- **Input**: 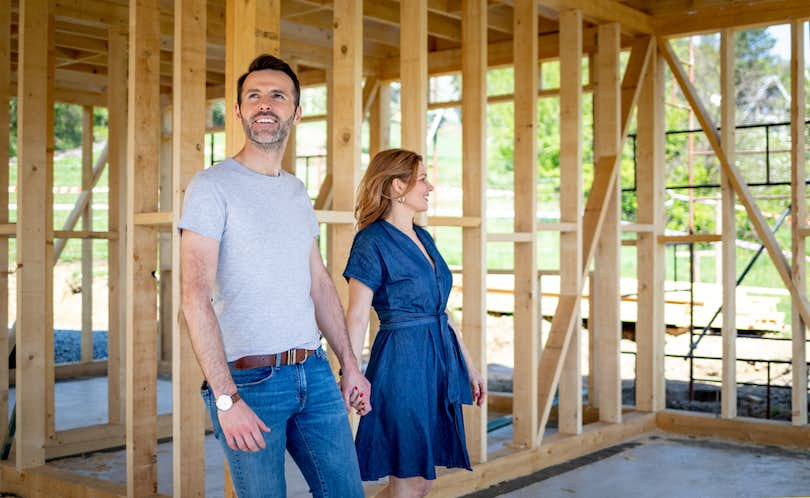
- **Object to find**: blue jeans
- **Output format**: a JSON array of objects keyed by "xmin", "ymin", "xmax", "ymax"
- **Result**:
[{"xmin": 201, "ymin": 348, "xmax": 363, "ymax": 498}]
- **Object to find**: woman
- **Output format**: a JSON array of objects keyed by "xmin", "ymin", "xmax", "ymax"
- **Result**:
[{"xmin": 343, "ymin": 148, "xmax": 486, "ymax": 497}]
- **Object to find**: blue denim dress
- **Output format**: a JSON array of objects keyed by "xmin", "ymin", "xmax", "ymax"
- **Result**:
[{"xmin": 343, "ymin": 220, "xmax": 473, "ymax": 481}]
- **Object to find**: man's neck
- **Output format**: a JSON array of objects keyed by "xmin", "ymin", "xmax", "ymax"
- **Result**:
[{"xmin": 232, "ymin": 142, "xmax": 286, "ymax": 176}]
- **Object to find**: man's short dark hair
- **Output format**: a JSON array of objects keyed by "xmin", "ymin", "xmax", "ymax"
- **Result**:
[{"xmin": 237, "ymin": 54, "xmax": 301, "ymax": 108}]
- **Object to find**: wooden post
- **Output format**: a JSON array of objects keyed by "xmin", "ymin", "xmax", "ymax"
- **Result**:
[
  {"xmin": 45, "ymin": 13, "xmax": 56, "ymax": 442},
  {"xmin": 593, "ymin": 23, "xmax": 622, "ymax": 424},
  {"xmin": 636, "ymin": 44, "xmax": 665, "ymax": 412},
  {"xmin": 461, "ymin": 0, "xmax": 487, "ymax": 462},
  {"xmin": 369, "ymin": 83, "xmax": 390, "ymax": 158},
  {"xmin": 126, "ymin": 0, "xmax": 160, "ymax": 493},
  {"xmin": 107, "ymin": 27, "xmax": 127, "ymax": 426},
  {"xmin": 159, "ymin": 107, "xmax": 173, "ymax": 365},
  {"xmin": 790, "ymin": 19, "xmax": 807, "ymax": 426},
  {"xmin": 400, "ymin": 0, "xmax": 427, "ymax": 158},
  {"xmin": 172, "ymin": 0, "xmax": 207, "ymax": 493},
  {"xmin": 81, "ymin": 105, "xmax": 94, "ymax": 364},
  {"xmin": 0, "ymin": 0, "xmax": 9, "ymax": 439},
  {"xmin": 720, "ymin": 29, "xmax": 737, "ymax": 419},
  {"xmin": 282, "ymin": 60, "xmax": 298, "ymax": 175},
  {"xmin": 558, "ymin": 9, "xmax": 583, "ymax": 435},
  {"xmin": 15, "ymin": 0, "xmax": 49, "ymax": 469},
  {"xmin": 512, "ymin": 0, "xmax": 538, "ymax": 448},
  {"xmin": 224, "ymin": 0, "xmax": 281, "ymax": 156}
]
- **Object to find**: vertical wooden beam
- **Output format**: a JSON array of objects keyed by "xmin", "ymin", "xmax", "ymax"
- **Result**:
[
  {"xmin": 107, "ymin": 26, "xmax": 127, "ymax": 426},
  {"xmin": 512, "ymin": 0, "xmax": 538, "ymax": 449},
  {"xmin": 126, "ymin": 0, "xmax": 160, "ymax": 493},
  {"xmin": 330, "ymin": 0, "xmax": 362, "ymax": 306},
  {"xmin": 557, "ymin": 9, "xmax": 583, "ymax": 435},
  {"xmin": 282, "ymin": 60, "xmax": 298, "ymax": 175},
  {"xmin": 461, "ymin": 0, "xmax": 487, "ymax": 462},
  {"xmin": 790, "ymin": 19, "xmax": 807, "ymax": 426},
  {"xmin": 15, "ymin": 0, "xmax": 49, "ymax": 469},
  {"xmin": 224, "ymin": 0, "xmax": 281, "ymax": 156},
  {"xmin": 636, "ymin": 44, "xmax": 666, "ymax": 412},
  {"xmin": 172, "ymin": 0, "xmax": 207, "ymax": 493},
  {"xmin": 81, "ymin": 105, "xmax": 94, "ymax": 363},
  {"xmin": 720, "ymin": 29, "xmax": 737, "ymax": 419},
  {"xmin": 369, "ymin": 83, "xmax": 391, "ymax": 158},
  {"xmin": 159, "ymin": 107, "xmax": 172, "ymax": 364},
  {"xmin": 400, "ymin": 0, "xmax": 428, "ymax": 157},
  {"xmin": 0, "ymin": 0, "xmax": 9, "ymax": 439},
  {"xmin": 593, "ymin": 22, "xmax": 622, "ymax": 425},
  {"xmin": 45, "ymin": 13, "xmax": 56, "ymax": 442}
]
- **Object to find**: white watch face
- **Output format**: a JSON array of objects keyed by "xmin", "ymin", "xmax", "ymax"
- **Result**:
[{"xmin": 216, "ymin": 394, "xmax": 233, "ymax": 411}]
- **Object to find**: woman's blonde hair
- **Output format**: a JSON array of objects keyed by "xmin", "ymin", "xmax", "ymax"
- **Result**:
[{"xmin": 355, "ymin": 148, "xmax": 422, "ymax": 231}]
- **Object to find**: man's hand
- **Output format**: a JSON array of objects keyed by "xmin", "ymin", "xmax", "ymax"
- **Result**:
[
  {"xmin": 218, "ymin": 400, "xmax": 271, "ymax": 452},
  {"xmin": 340, "ymin": 364, "xmax": 372, "ymax": 416}
]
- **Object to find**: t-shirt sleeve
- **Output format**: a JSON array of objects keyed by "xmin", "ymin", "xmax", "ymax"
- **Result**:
[
  {"xmin": 343, "ymin": 236, "xmax": 383, "ymax": 293},
  {"xmin": 178, "ymin": 173, "xmax": 226, "ymax": 241}
]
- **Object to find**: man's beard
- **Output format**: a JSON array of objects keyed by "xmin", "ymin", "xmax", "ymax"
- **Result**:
[{"xmin": 242, "ymin": 111, "xmax": 295, "ymax": 152}]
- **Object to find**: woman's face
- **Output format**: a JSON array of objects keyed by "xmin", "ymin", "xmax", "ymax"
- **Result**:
[{"xmin": 400, "ymin": 162, "xmax": 433, "ymax": 213}]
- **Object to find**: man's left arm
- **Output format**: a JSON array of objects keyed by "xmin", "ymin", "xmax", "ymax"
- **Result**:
[{"xmin": 309, "ymin": 240, "xmax": 372, "ymax": 414}]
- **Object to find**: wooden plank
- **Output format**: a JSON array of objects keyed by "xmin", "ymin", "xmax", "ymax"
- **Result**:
[
  {"xmin": 660, "ymin": 39, "xmax": 810, "ymax": 328},
  {"xmin": 171, "ymin": 0, "xmax": 208, "ymax": 493},
  {"xmin": 487, "ymin": 232, "xmax": 533, "ymax": 243},
  {"xmin": 594, "ymin": 22, "xmax": 622, "ymax": 425},
  {"xmin": 635, "ymin": 43, "xmax": 666, "ymax": 412},
  {"xmin": 654, "ymin": 1, "xmax": 810, "ymax": 38},
  {"xmin": 656, "ymin": 409, "xmax": 810, "ymax": 449},
  {"xmin": 400, "ymin": 0, "xmax": 427, "ymax": 159},
  {"xmin": 537, "ymin": 222, "xmax": 578, "ymax": 232},
  {"xmin": 427, "ymin": 215, "xmax": 481, "ymax": 227},
  {"xmin": 126, "ymin": 0, "xmax": 161, "ymax": 493},
  {"xmin": 313, "ymin": 173, "xmax": 333, "ymax": 211},
  {"xmin": 159, "ymin": 109, "xmax": 172, "ymax": 365},
  {"xmin": 15, "ymin": 0, "xmax": 49, "ymax": 470},
  {"xmin": 106, "ymin": 26, "xmax": 127, "ymax": 426},
  {"xmin": 81, "ymin": 105, "xmax": 94, "ymax": 364},
  {"xmin": 658, "ymin": 234, "xmax": 722, "ymax": 244},
  {"xmin": 620, "ymin": 223, "xmax": 654, "ymax": 232},
  {"xmin": 536, "ymin": 0, "xmax": 653, "ymax": 35},
  {"xmin": 369, "ymin": 82, "xmax": 391, "ymax": 157},
  {"xmin": 720, "ymin": 30, "xmax": 737, "ymax": 420},
  {"xmin": 225, "ymin": 0, "xmax": 281, "ymax": 156},
  {"xmin": 461, "ymin": 0, "xmax": 487, "ymax": 463},
  {"xmin": 536, "ymin": 36, "xmax": 652, "ymax": 445},
  {"xmin": 44, "ymin": 414, "xmax": 174, "ymax": 460},
  {"xmin": 281, "ymin": 60, "xmax": 299, "ymax": 174},
  {"xmin": 790, "ymin": 19, "xmax": 807, "ymax": 426},
  {"xmin": 0, "ymin": 461, "xmax": 131, "ymax": 498},
  {"xmin": 45, "ymin": 12, "xmax": 56, "ymax": 443},
  {"xmin": 314, "ymin": 209, "xmax": 354, "ymax": 224},
  {"xmin": 133, "ymin": 211, "xmax": 172, "ymax": 226},
  {"xmin": 0, "ymin": 0, "xmax": 10, "ymax": 442},
  {"xmin": 512, "ymin": 0, "xmax": 538, "ymax": 449},
  {"xmin": 557, "ymin": 9, "xmax": 583, "ymax": 436}
]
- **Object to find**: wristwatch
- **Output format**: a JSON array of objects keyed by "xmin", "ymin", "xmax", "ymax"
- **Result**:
[{"xmin": 215, "ymin": 391, "xmax": 241, "ymax": 411}]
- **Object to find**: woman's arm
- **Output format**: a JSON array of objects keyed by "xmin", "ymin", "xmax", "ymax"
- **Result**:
[
  {"xmin": 346, "ymin": 278, "xmax": 374, "ymax": 362},
  {"xmin": 446, "ymin": 310, "xmax": 487, "ymax": 406}
]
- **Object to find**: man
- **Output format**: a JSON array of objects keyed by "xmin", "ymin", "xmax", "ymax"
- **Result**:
[{"xmin": 180, "ymin": 54, "xmax": 370, "ymax": 497}]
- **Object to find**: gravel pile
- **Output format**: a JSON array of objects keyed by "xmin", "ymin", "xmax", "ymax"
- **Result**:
[{"xmin": 53, "ymin": 330, "xmax": 108, "ymax": 363}]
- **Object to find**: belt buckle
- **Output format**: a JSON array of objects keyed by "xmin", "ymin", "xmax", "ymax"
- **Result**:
[{"xmin": 287, "ymin": 348, "xmax": 297, "ymax": 365}]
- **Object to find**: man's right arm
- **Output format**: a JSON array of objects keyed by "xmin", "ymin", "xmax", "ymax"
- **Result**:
[{"xmin": 180, "ymin": 229, "xmax": 270, "ymax": 451}]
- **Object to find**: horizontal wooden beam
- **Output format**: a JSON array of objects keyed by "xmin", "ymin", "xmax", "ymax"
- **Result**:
[
  {"xmin": 314, "ymin": 209, "xmax": 354, "ymax": 224},
  {"xmin": 658, "ymin": 234, "xmax": 721, "ymax": 244},
  {"xmin": 537, "ymin": 0, "xmax": 654, "ymax": 35},
  {"xmin": 621, "ymin": 223, "xmax": 655, "ymax": 232},
  {"xmin": 655, "ymin": 0, "xmax": 810, "ymax": 37},
  {"xmin": 426, "ymin": 215, "xmax": 482, "ymax": 227},
  {"xmin": 487, "ymin": 232, "xmax": 534, "ymax": 242},
  {"xmin": 538, "ymin": 222, "xmax": 577, "ymax": 232},
  {"xmin": 0, "ymin": 462, "xmax": 135, "ymax": 498},
  {"xmin": 45, "ymin": 414, "xmax": 173, "ymax": 460},
  {"xmin": 133, "ymin": 212, "xmax": 172, "ymax": 226}
]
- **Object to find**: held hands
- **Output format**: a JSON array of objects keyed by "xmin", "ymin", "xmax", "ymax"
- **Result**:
[
  {"xmin": 341, "ymin": 364, "xmax": 372, "ymax": 416},
  {"xmin": 469, "ymin": 367, "xmax": 487, "ymax": 407},
  {"xmin": 218, "ymin": 400, "xmax": 271, "ymax": 452}
]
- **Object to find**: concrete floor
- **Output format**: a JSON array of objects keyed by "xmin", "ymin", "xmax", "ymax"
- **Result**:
[{"xmin": 12, "ymin": 378, "xmax": 810, "ymax": 497}]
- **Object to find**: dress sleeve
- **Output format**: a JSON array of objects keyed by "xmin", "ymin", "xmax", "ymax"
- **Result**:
[{"xmin": 343, "ymin": 235, "xmax": 383, "ymax": 293}]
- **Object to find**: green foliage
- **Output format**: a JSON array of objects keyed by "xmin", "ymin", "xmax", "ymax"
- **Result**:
[{"xmin": 8, "ymin": 100, "xmax": 109, "ymax": 156}]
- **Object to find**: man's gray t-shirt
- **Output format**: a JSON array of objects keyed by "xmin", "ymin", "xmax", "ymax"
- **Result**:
[{"xmin": 179, "ymin": 158, "xmax": 321, "ymax": 362}]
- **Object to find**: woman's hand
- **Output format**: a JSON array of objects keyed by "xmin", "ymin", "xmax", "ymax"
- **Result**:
[{"xmin": 469, "ymin": 367, "xmax": 487, "ymax": 407}]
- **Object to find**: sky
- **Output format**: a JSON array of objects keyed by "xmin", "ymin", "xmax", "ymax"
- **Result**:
[{"xmin": 767, "ymin": 23, "xmax": 810, "ymax": 61}]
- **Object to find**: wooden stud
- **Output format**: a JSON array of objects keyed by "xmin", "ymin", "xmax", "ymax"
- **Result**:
[
  {"xmin": 45, "ymin": 12, "xmax": 56, "ymax": 442},
  {"xmin": 661, "ymin": 40, "xmax": 810, "ymax": 327},
  {"xmin": 657, "ymin": 409, "xmax": 810, "ymax": 448},
  {"xmin": 400, "ymin": 0, "xmax": 428, "ymax": 158},
  {"xmin": 224, "ymin": 0, "xmax": 281, "ymax": 156},
  {"xmin": 557, "ymin": 9, "xmax": 583, "ymax": 436},
  {"xmin": 171, "ymin": 0, "xmax": 208, "ymax": 493},
  {"xmin": 106, "ymin": 26, "xmax": 127, "ymax": 427},
  {"xmin": 15, "ymin": 0, "xmax": 49, "ymax": 469},
  {"xmin": 0, "ymin": 0, "xmax": 10, "ymax": 441},
  {"xmin": 512, "ymin": 0, "xmax": 538, "ymax": 449},
  {"xmin": 594, "ymin": 22, "xmax": 621, "ymax": 425},
  {"xmin": 126, "ymin": 0, "xmax": 161, "ymax": 493},
  {"xmin": 658, "ymin": 234, "xmax": 722, "ymax": 244},
  {"xmin": 159, "ymin": 108, "xmax": 173, "ymax": 364},
  {"xmin": 720, "ymin": 29, "xmax": 737, "ymax": 419},
  {"xmin": 461, "ymin": 0, "xmax": 487, "ymax": 462},
  {"xmin": 81, "ymin": 105, "xmax": 94, "ymax": 364},
  {"xmin": 654, "ymin": 1, "xmax": 810, "ymax": 38},
  {"xmin": 369, "ymin": 82, "xmax": 391, "ymax": 157},
  {"xmin": 282, "ymin": 60, "xmax": 299, "ymax": 175},
  {"xmin": 635, "ymin": 44, "xmax": 666, "ymax": 412},
  {"xmin": 790, "ymin": 19, "xmax": 807, "ymax": 426}
]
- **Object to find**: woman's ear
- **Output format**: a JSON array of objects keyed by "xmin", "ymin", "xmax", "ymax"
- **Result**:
[{"xmin": 391, "ymin": 178, "xmax": 405, "ymax": 195}]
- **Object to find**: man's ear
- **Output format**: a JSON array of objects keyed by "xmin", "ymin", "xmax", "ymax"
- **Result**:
[
  {"xmin": 234, "ymin": 101, "xmax": 242, "ymax": 120},
  {"xmin": 293, "ymin": 104, "xmax": 302, "ymax": 124}
]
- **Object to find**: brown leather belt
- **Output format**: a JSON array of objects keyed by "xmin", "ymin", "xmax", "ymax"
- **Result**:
[{"xmin": 232, "ymin": 348, "xmax": 317, "ymax": 370}]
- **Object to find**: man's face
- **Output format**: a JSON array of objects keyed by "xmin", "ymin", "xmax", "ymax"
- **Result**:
[{"xmin": 236, "ymin": 69, "xmax": 301, "ymax": 151}]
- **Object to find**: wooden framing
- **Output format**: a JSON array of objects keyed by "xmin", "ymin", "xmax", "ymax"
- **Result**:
[
  {"xmin": 511, "ymin": 0, "xmax": 539, "ymax": 449},
  {"xmin": 790, "ymin": 19, "xmax": 807, "ymax": 426},
  {"xmin": 593, "ymin": 22, "xmax": 622, "ymax": 425},
  {"xmin": 81, "ymin": 105, "xmax": 94, "ymax": 364},
  {"xmin": 720, "ymin": 29, "xmax": 737, "ymax": 419},
  {"xmin": 0, "ymin": 0, "xmax": 10, "ymax": 444},
  {"xmin": 461, "ymin": 0, "xmax": 488, "ymax": 463},
  {"xmin": 125, "ymin": 0, "xmax": 161, "ymax": 493},
  {"xmin": 399, "ymin": 0, "xmax": 428, "ymax": 159},
  {"xmin": 557, "ymin": 9, "xmax": 583, "ymax": 435}
]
